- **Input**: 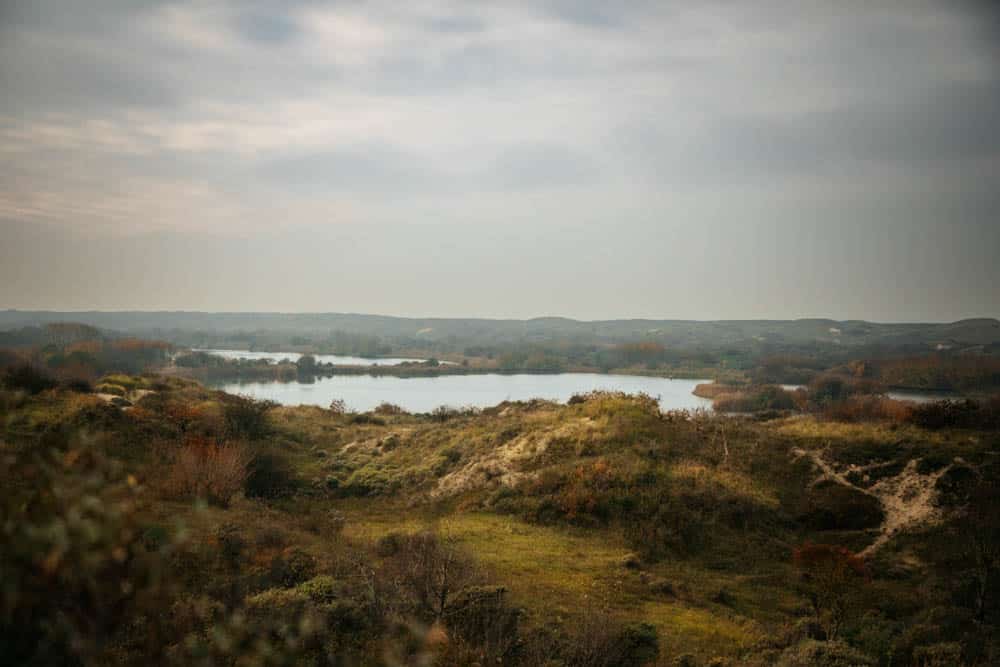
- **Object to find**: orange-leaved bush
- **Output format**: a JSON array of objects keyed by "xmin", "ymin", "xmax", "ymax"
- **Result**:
[{"xmin": 164, "ymin": 436, "xmax": 249, "ymax": 507}]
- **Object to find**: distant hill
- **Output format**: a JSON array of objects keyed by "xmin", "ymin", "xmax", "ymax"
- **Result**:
[{"xmin": 2, "ymin": 310, "xmax": 998, "ymax": 349}]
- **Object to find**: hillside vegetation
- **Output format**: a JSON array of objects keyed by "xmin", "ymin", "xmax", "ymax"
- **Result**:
[{"xmin": 3, "ymin": 359, "xmax": 999, "ymax": 665}]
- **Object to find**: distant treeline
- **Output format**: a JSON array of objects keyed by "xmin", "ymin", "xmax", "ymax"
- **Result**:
[{"xmin": 0, "ymin": 323, "xmax": 172, "ymax": 382}]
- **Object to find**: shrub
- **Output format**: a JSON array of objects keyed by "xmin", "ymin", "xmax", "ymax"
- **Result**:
[
  {"xmin": 164, "ymin": 437, "xmax": 250, "ymax": 507},
  {"xmin": 95, "ymin": 383, "xmax": 127, "ymax": 396},
  {"xmin": 63, "ymin": 378, "xmax": 93, "ymax": 393},
  {"xmin": 2, "ymin": 363, "xmax": 57, "ymax": 394},
  {"xmin": 793, "ymin": 543, "xmax": 870, "ymax": 641},
  {"xmin": 907, "ymin": 398, "xmax": 1000, "ymax": 430},
  {"xmin": 350, "ymin": 413, "xmax": 385, "ymax": 425},
  {"xmin": 269, "ymin": 548, "xmax": 317, "ymax": 588},
  {"xmin": 798, "ymin": 481, "xmax": 884, "ymax": 531},
  {"xmin": 775, "ymin": 640, "xmax": 875, "ymax": 666},
  {"xmin": 446, "ymin": 585, "xmax": 522, "ymax": 662},
  {"xmin": 822, "ymin": 395, "xmax": 912, "ymax": 423},
  {"xmin": 222, "ymin": 395, "xmax": 277, "ymax": 439},
  {"xmin": 566, "ymin": 611, "xmax": 660, "ymax": 667},
  {"xmin": 383, "ymin": 531, "xmax": 478, "ymax": 621},
  {"xmin": 373, "ymin": 402, "xmax": 406, "ymax": 415},
  {"xmin": 0, "ymin": 442, "xmax": 179, "ymax": 665},
  {"xmin": 375, "ymin": 532, "xmax": 406, "ymax": 557},
  {"xmin": 713, "ymin": 385, "xmax": 796, "ymax": 412},
  {"xmin": 244, "ymin": 453, "xmax": 296, "ymax": 499}
]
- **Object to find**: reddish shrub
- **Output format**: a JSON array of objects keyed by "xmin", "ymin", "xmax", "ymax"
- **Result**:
[
  {"xmin": 821, "ymin": 395, "xmax": 912, "ymax": 423},
  {"xmin": 164, "ymin": 436, "xmax": 249, "ymax": 507}
]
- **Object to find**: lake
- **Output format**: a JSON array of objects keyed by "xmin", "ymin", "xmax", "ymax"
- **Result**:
[
  {"xmin": 193, "ymin": 348, "xmax": 432, "ymax": 366},
  {"xmin": 209, "ymin": 373, "xmax": 713, "ymax": 413}
]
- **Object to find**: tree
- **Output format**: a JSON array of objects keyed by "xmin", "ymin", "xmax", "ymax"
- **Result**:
[
  {"xmin": 793, "ymin": 543, "xmax": 870, "ymax": 641},
  {"xmin": 295, "ymin": 354, "xmax": 317, "ymax": 374},
  {"xmin": 388, "ymin": 532, "xmax": 478, "ymax": 621}
]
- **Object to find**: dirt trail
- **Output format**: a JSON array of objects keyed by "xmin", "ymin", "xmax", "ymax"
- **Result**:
[{"xmin": 792, "ymin": 447, "xmax": 951, "ymax": 557}]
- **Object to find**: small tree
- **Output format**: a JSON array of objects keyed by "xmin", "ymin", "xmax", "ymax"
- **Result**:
[
  {"xmin": 388, "ymin": 531, "xmax": 478, "ymax": 621},
  {"xmin": 295, "ymin": 355, "xmax": 317, "ymax": 374},
  {"xmin": 793, "ymin": 543, "xmax": 870, "ymax": 641}
]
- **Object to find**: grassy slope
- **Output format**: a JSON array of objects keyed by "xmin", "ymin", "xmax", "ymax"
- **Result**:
[{"xmin": 4, "ymin": 376, "xmax": 997, "ymax": 664}]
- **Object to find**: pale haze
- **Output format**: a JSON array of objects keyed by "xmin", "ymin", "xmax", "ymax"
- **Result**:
[{"xmin": 1, "ymin": 1, "xmax": 998, "ymax": 320}]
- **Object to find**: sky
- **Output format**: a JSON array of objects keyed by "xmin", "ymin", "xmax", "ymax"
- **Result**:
[{"xmin": 1, "ymin": 0, "xmax": 998, "ymax": 321}]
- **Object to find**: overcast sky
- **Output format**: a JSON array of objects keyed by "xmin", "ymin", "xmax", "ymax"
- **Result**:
[{"xmin": 1, "ymin": 1, "xmax": 998, "ymax": 321}]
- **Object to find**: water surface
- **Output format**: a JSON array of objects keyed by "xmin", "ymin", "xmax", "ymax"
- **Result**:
[{"xmin": 210, "ymin": 373, "xmax": 713, "ymax": 413}]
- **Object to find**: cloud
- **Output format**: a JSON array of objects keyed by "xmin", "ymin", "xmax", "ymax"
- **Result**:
[{"xmin": 0, "ymin": 0, "xmax": 998, "ymax": 317}]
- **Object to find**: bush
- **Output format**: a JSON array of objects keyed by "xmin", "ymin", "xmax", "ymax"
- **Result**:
[
  {"xmin": 164, "ymin": 437, "xmax": 250, "ymax": 507},
  {"xmin": 244, "ymin": 453, "xmax": 296, "ymax": 499},
  {"xmin": 566, "ymin": 611, "xmax": 660, "ymax": 667},
  {"xmin": 2, "ymin": 363, "xmax": 57, "ymax": 394},
  {"xmin": 350, "ymin": 413, "xmax": 385, "ymax": 425},
  {"xmin": 375, "ymin": 532, "xmax": 405, "ymax": 557},
  {"xmin": 0, "ymin": 443, "xmax": 179, "ymax": 665},
  {"xmin": 792, "ymin": 543, "xmax": 870, "ymax": 641},
  {"xmin": 222, "ymin": 395, "xmax": 278, "ymax": 439},
  {"xmin": 907, "ymin": 398, "xmax": 1000, "ymax": 430},
  {"xmin": 373, "ymin": 402, "xmax": 406, "ymax": 415},
  {"xmin": 798, "ymin": 480, "xmax": 885, "ymax": 531},
  {"xmin": 446, "ymin": 585, "xmax": 522, "ymax": 662},
  {"xmin": 822, "ymin": 395, "xmax": 912, "ymax": 423},
  {"xmin": 383, "ymin": 531, "xmax": 478, "ymax": 621},
  {"xmin": 776, "ymin": 640, "xmax": 875, "ymax": 666},
  {"xmin": 269, "ymin": 548, "xmax": 317, "ymax": 588},
  {"xmin": 713, "ymin": 385, "xmax": 796, "ymax": 412},
  {"xmin": 63, "ymin": 378, "xmax": 93, "ymax": 393}
]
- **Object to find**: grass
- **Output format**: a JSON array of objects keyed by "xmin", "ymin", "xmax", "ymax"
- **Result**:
[
  {"xmin": 8, "ymin": 374, "xmax": 999, "ymax": 664},
  {"xmin": 336, "ymin": 502, "xmax": 779, "ymax": 659}
]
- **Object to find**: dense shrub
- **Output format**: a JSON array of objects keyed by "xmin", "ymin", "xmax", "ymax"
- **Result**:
[
  {"xmin": 373, "ymin": 402, "xmax": 407, "ymax": 415},
  {"xmin": 798, "ymin": 481, "xmax": 885, "ymax": 531},
  {"xmin": 2, "ymin": 363, "xmax": 57, "ymax": 394},
  {"xmin": 164, "ymin": 437, "xmax": 250, "ymax": 507},
  {"xmin": 564, "ymin": 611, "xmax": 660, "ymax": 667},
  {"xmin": 907, "ymin": 398, "xmax": 1000, "ymax": 430},
  {"xmin": 63, "ymin": 377, "xmax": 94, "ymax": 393},
  {"xmin": 821, "ymin": 395, "xmax": 912, "ymax": 423},
  {"xmin": 0, "ymin": 443, "xmax": 179, "ymax": 665},
  {"xmin": 96, "ymin": 382, "xmax": 127, "ymax": 396},
  {"xmin": 871, "ymin": 354, "xmax": 1000, "ymax": 392},
  {"xmin": 244, "ymin": 452, "xmax": 296, "ymax": 499},
  {"xmin": 792, "ymin": 543, "xmax": 870, "ymax": 641},
  {"xmin": 350, "ymin": 413, "xmax": 386, "ymax": 425},
  {"xmin": 806, "ymin": 375, "xmax": 885, "ymax": 407},
  {"xmin": 775, "ymin": 640, "xmax": 875, "ymax": 666},
  {"xmin": 431, "ymin": 404, "xmax": 479, "ymax": 421},
  {"xmin": 269, "ymin": 548, "xmax": 318, "ymax": 588},
  {"xmin": 713, "ymin": 385, "xmax": 796, "ymax": 412},
  {"xmin": 222, "ymin": 395, "xmax": 278, "ymax": 439},
  {"xmin": 382, "ymin": 531, "xmax": 478, "ymax": 621}
]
